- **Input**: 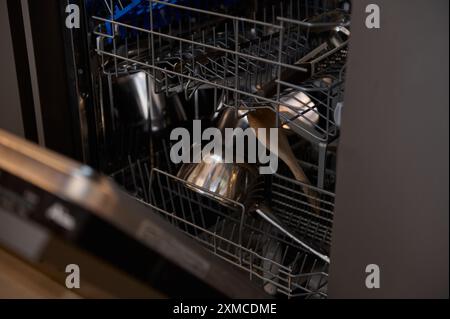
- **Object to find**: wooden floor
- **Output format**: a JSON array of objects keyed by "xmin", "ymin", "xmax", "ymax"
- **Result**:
[{"xmin": 0, "ymin": 248, "xmax": 80, "ymax": 299}]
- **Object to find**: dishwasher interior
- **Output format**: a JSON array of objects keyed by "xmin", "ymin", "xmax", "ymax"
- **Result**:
[{"xmin": 82, "ymin": 0, "xmax": 350, "ymax": 298}]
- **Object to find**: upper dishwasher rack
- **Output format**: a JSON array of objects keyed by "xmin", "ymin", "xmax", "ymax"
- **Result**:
[{"xmin": 92, "ymin": 0, "xmax": 350, "ymax": 144}]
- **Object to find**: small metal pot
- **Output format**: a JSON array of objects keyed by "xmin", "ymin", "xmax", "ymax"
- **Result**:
[
  {"xmin": 178, "ymin": 106, "xmax": 259, "ymax": 203},
  {"xmin": 278, "ymin": 90, "xmax": 319, "ymax": 133},
  {"xmin": 177, "ymin": 154, "xmax": 259, "ymax": 204},
  {"xmin": 111, "ymin": 70, "xmax": 187, "ymax": 132}
]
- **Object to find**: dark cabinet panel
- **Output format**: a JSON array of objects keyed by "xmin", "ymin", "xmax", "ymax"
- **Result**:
[{"xmin": 329, "ymin": 0, "xmax": 449, "ymax": 298}]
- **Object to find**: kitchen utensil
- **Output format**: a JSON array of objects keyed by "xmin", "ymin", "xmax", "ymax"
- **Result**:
[
  {"xmin": 248, "ymin": 107, "xmax": 322, "ymax": 212},
  {"xmin": 177, "ymin": 155, "xmax": 329, "ymax": 263},
  {"xmin": 255, "ymin": 41, "xmax": 349, "ymax": 99},
  {"xmin": 177, "ymin": 153, "xmax": 259, "ymax": 204},
  {"xmin": 177, "ymin": 104, "xmax": 260, "ymax": 203},
  {"xmin": 212, "ymin": 104, "xmax": 318, "ymax": 208},
  {"xmin": 246, "ymin": 109, "xmax": 318, "ymax": 203},
  {"xmin": 304, "ymin": 9, "xmax": 351, "ymax": 34},
  {"xmin": 111, "ymin": 69, "xmax": 187, "ymax": 132},
  {"xmin": 177, "ymin": 108, "xmax": 329, "ymax": 264},
  {"xmin": 329, "ymin": 26, "xmax": 351, "ymax": 48},
  {"xmin": 278, "ymin": 89, "xmax": 319, "ymax": 132}
]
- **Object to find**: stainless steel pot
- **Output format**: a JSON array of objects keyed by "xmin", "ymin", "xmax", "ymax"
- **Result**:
[
  {"xmin": 177, "ymin": 154, "xmax": 258, "ymax": 204},
  {"xmin": 111, "ymin": 70, "xmax": 187, "ymax": 132},
  {"xmin": 278, "ymin": 89, "xmax": 319, "ymax": 133}
]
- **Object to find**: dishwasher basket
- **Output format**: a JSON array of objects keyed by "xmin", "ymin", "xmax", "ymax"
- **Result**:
[
  {"xmin": 97, "ymin": 0, "xmax": 345, "ymax": 298},
  {"xmin": 111, "ymin": 156, "xmax": 335, "ymax": 298},
  {"xmin": 92, "ymin": 0, "xmax": 349, "ymax": 145}
]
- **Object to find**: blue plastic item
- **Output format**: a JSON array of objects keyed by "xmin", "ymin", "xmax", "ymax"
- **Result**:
[
  {"xmin": 88, "ymin": 0, "xmax": 239, "ymax": 41},
  {"xmin": 104, "ymin": 0, "xmax": 179, "ymax": 37}
]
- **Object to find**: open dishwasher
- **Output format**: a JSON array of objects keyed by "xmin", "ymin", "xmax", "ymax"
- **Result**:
[
  {"xmin": 87, "ymin": 0, "xmax": 347, "ymax": 298},
  {"xmin": 1, "ymin": 0, "xmax": 448, "ymax": 299}
]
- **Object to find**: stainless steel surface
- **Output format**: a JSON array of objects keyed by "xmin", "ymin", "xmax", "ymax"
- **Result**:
[
  {"xmin": 247, "ymin": 109, "xmax": 315, "ymax": 198},
  {"xmin": 210, "ymin": 106, "xmax": 314, "ymax": 191},
  {"xmin": 113, "ymin": 70, "xmax": 185, "ymax": 131},
  {"xmin": 177, "ymin": 156, "xmax": 258, "ymax": 203},
  {"xmin": 279, "ymin": 90, "xmax": 319, "ymax": 132},
  {"xmin": 176, "ymin": 107, "xmax": 258, "ymax": 202},
  {"xmin": 177, "ymin": 104, "xmax": 327, "ymax": 263}
]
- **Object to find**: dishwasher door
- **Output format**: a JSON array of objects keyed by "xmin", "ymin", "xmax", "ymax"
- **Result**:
[{"xmin": 0, "ymin": 129, "xmax": 267, "ymax": 298}]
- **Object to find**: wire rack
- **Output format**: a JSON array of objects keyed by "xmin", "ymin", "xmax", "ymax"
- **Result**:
[
  {"xmin": 110, "ymin": 155, "xmax": 335, "ymax": 298},
  {"xmin": 92, "ymin": 0, "xmax": 349, "ymax": 144},
  {"xmin": 97, "ymin": 0, "xmax": 345, "ymax": 298}
]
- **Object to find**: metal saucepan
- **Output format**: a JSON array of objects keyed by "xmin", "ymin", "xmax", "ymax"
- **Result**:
[
  {"xmin": 177, "ymin": 106, "xmax": 261, "ymax": 204},
  {"xmin": 177, "ymin": 153, "xmax": 259, "ymax": 204},
  {"xmin": 278, "ymin": 89, "xmax": 319, "ymax": 134},
  {"xmin": 109, "ymin": 68, "xmax": 187, "ymax": 132}
]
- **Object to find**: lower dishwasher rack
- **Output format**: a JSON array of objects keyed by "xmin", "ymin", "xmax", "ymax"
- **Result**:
[{"xmin": 111, "ymin": 158, "xmax": 335, "ymax": 299}]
